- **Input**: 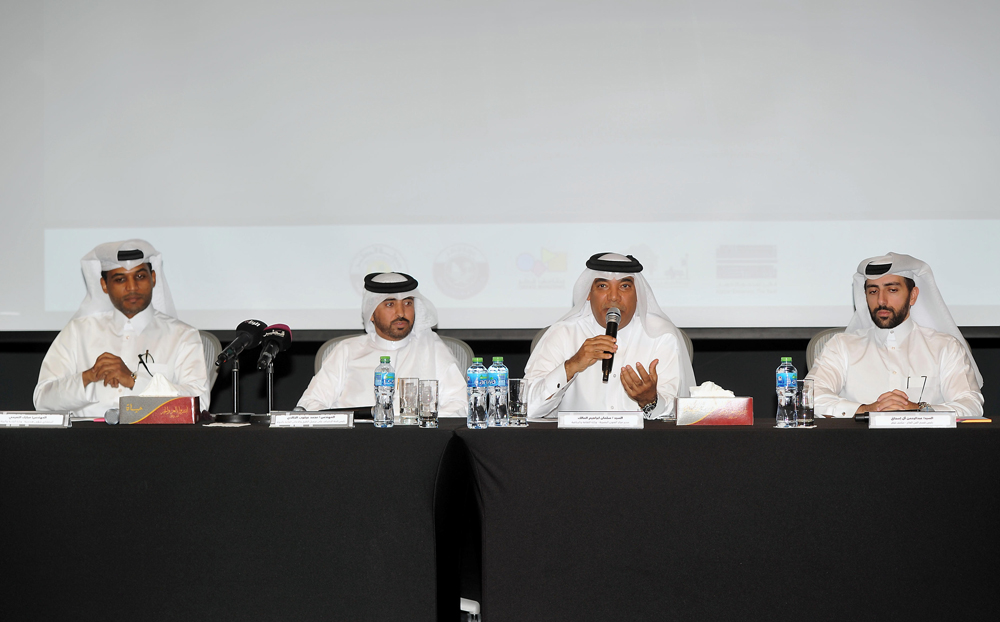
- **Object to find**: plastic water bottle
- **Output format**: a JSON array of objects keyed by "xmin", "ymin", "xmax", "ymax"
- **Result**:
[
  {"xmin": 373, "ymin": 355, "xmax": 395, "ymax": 428},
  {"xmin": 487, "ymin": 356, "xmax": 510, "ymax": 427},
  {"xmin": 775, "ymin": 356, "xmax": 797, "ymax": 428},
  {"xmin": 466, "ymin": 357, "xmax": 488, "ymax": 429}
]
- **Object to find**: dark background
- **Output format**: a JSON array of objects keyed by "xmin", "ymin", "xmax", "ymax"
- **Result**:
[{"xmin": 2, "ymin": 331, "xmax": 997, "ymax": 417}]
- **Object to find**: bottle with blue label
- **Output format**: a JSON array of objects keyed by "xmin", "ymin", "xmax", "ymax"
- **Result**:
[
  {"xmin": 373, "ymin": 355, "xmax": 395, "ymax": 428},
  {"xmin": 775, "ymin": 356, "xmax": 797, "ymax": 428},
  {"xmin": 487, "ymin": 356, "xmax": 510, "ymax": 427},
  {"xmin": 466, "ymin": 357, "xmax": 488, "ymax": 429}
]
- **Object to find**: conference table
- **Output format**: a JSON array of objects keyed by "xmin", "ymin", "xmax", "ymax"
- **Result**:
[
  {"xmin": 457, "ymin": 418, "xmax": 999, "ymax": 622},
  {"xmin": 3, "ymin": 417, "xmax": 997, "ymax": 622},
  {"xmin": 0, "ymin": 419, "xmax": 467, "ymax": 622}
]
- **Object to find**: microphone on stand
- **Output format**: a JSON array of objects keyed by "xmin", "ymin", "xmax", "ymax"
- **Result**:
[
  {"xmin": 602, "ymin": 307, "xmax": 621, "ymax": 384},
  {"xmin": 216, "ymin": 319, "xmax": 267, "ymax": 366},
  {"xmin": 256, "ymin": 324, "xmax": 293, "ymax": 370}
]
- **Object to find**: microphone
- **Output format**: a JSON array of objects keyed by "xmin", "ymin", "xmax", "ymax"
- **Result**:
[
  {"xmin": 216, "ymin": 319, "xmax": 267, "ymax": 366},
  {"xmin": 256, "ymin": 324, "xmax": 293, "ymax": 370},
  {"xmin": 602, "ymin": 307, "xmax": 621, "ymax": 383}
]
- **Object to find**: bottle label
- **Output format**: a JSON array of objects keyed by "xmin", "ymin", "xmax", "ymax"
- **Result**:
[
  {"xmin": 488, "ymin": 370, "xmax": 508, "ymax": 387},
  {"xmin": 776, "ymin": 371, "xmax": 796, "ymax": 389},
  {"xmin": 467, "ymin": 371, "xmax": 488, "ymax": 388},
  {"xmin": 375, "ymin": 371, "xmax": 395, "ymax": 387}
]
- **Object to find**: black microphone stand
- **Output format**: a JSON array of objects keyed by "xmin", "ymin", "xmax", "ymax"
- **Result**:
[
  {"xmin": 213, "ymin": 358, "xmax": 254, "ymax": 423},
  {"xmin": 266, "ymin": 361, "xmax": 275, "ymax": 414}
]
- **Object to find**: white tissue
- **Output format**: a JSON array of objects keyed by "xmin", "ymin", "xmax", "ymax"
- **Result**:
[
  {"xmin": 139, "ymin": 373, "xmax": 181, "ymax": 397},
  {"xmin": 688, "ymin": 381, "xmax": 735, "ymax": 398}
]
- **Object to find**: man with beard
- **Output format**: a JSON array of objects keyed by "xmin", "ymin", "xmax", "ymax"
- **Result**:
[
  {"xmin": 524, "ymin": 252, "xmax": 695, "ymax": 419},
  {"xmin": 296, "ymin": 272, "xmax": 467, "ymax": 416},
  {"xmin": 34, "ymin": 240, "xmax": 211, "ymax": 419},
  {"xmin": 807, "ymin": 253, "xmax": 983, "ymax": 418}
]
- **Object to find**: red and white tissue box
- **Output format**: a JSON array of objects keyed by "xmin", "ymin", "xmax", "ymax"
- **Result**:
[
  {"xmin": 118, "ymin": 396, "xmax": 200, "ymax": 424},
  {"xmin": 675, "ymin": 397, "xmax": 753, "ymax": 426}
]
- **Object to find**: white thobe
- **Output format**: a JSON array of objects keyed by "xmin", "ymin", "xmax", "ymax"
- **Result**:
[
  {"xmin": 33, "ymin": 307, "xmax": 211, "ymax": 419},
  {"xmin": 806, "ymin": 317, "xmax": 983, "ymax": 418},
  {"xmin": 296, "ymin": 331, "xmax": 468, "ymax": 417},
  {"xmin": 524, "ymin": 314, "xmax": 682, "ymax": 419}
]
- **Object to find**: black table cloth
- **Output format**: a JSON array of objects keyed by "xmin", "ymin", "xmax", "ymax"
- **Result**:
[
  {"xmin": 1, "ymin": 420, "xmax": 467, "ymax": 622},
  {"xmin": 4, "ymin": 417, "xmax": 997, "ymax": 622},
  {"xmin": 457, "ymin": 419, "xmax": 1000, "ymax": 622}
]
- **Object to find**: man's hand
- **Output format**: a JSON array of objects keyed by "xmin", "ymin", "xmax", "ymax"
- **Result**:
[
  {"xmin": 564, "ymin": 335, "xmax": 617, "ymax": 381},
  {"xmin": 82, "ymin": 353, "xmax": 135, "ymax": 389},
  {"xmin": 622, "ymin": 360, "xmax": 659, "ymax": 408},
  {"xmin": 856, "ymin": 389, "xmax": 919, "ymax": 413}
]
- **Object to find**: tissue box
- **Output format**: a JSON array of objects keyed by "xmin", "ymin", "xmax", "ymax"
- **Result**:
[
  {"xmin": 675, "ymin": 397, "xmax": 753, "ymax": 426},
  {"xmin": 118, "ymin": 396, "xmax": 200, "ymax": 425}
]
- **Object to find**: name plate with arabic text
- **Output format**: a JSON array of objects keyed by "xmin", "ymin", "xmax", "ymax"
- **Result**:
[
  {"xmin": 1, "ymin": 412, "xmax": 72, "ymax": 428},
  {"xmin": 269, "ymin": 412, "xmax": 355, "ymax": 428},
  {"xmin": 558, "ymin": 412, "xmax": 644, "ymax": 429},
  {"xmin": 869, "ymin": 412, "xmax": 956, "ymax": 429}
]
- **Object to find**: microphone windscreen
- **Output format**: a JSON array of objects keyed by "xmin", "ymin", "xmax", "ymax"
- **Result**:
[
  {"xmin": 262, "ymin": 324, "xmax": 293, "ymax": 350},
  {"xmin": 606, "ymin": 307, "xmax": 621, "ymax": 325},
  {"xmin": 236, "ymin": 319, "xmax": 267, "ymax": 346}
]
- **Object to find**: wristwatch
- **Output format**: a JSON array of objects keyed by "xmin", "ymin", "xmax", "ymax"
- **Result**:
[
  {"xmin": 917, "ymin": 402, "xmax": 932, "ymax": 412},
  {"xmin": 641, "ymin": 397, "xmax": 658, "ymax": 417}
]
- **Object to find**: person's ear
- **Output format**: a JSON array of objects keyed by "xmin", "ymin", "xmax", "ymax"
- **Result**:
[{"xmin": 910, "ymin": 285, "xmax": 919, "ymax": 306}]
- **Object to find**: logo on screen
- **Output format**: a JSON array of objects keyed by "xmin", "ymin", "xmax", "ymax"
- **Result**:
[
  {"xmin": 350, "ymin": 245, "xmax": 408, "ymax": 295},
  {"xmin": 516, "ymin": 248, "xmax": 567, "ymax": 276},
  {"xmin": 433, "ymin": 245, "xmax": 489, "ymax": 299}
]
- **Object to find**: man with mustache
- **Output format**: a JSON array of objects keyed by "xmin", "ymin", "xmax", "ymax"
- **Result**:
[
  {"xmin": 33, "ymin": 240, "xmax": 211, "ymax": 419},
  {"xmin": 807, "ymin": 253, "xmax": 983, "ymax": 418},
  {"xmin": 296, "ymin": 272, "xmax": 467, "ymax": 417},
  {"xmin": 524, "ymin": 252, "xmax": 695, "ymax": 419}
]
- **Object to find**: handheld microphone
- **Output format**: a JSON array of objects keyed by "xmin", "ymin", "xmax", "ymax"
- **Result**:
[
  {"xmin": 256, "ymin": 324, "xmax": 293, "ymax": 370},
  {"xmin": 216, "ymin": 319, "xmax": 267, "ymax": 366},
  {"xmin": 602, "ymin": 307, "xmax": 621, "ymax": 383}
]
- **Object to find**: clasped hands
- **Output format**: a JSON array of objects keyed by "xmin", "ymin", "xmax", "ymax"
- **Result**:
[
  {"xmin": 564, "ymin": 335, "xmax": 659, "ymax": 408},
  {"xmin": 857, "ymin": 389, "xmax": 920, "ymax": 414},
  {"xmin": 82, "ymin": 353, "xmax": 135, "ymax": 389}
]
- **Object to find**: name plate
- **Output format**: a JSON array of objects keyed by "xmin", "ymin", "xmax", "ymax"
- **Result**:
[
  {"xmin": 269, "ymin": 411, "xmax": 355, "ymax": 428},
  {"xmin": 558, "ymin": 411, "xmax": 644, "ymax": 429},
  {"xmin": 869, "ymin": 412, "xmax": 957, "ymax": 429},
  {"xmin": 1, "ymin": 411, "xmax": 72, "ymax": 428}
]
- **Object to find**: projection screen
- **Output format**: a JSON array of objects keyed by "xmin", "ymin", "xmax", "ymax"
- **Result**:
[{"xmin": 1, "ymin": 0, "xmax": 997, "ymax": 331}]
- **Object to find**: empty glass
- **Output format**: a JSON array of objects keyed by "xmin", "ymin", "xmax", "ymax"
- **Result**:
[
  {"xmin": 418, "ymin": 380, "xmax": 439, "ymax": 429},
  {"xmin": 508, "ymin": 378, "xmax": 529, "ymax": 427},
  {"xmin": 795, "ymin": 378, "xmax": 814, "ymax": 427},
  {"xmin": 397, "ymin": 378, "xmax": 419, "ymax": 425}
]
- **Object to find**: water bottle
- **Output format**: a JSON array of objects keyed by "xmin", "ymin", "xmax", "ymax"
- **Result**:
[
  {"xmin": 373, "ymin": 355, "xmax": 395, "ymax": 428},
  {"xmin": 487, "ymin": 356, "xmax": 510, "ymax": 427},
  {"xmin": 466, "ymin": 357, "xmax": 488, "ymax": 429},
  {"xmin": 775, "ymin": 356, "xmax": 797, "ymax": 428}
]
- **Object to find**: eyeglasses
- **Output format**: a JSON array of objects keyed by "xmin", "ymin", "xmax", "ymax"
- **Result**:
[{"xmin": 137, "ymin": 350, "xmax": 155, "ymax": 377}]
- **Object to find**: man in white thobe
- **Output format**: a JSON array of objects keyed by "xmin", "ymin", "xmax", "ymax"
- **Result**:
[
  {"xmin": 807, "ymin": 252, "xmax": 983, "ymax": 418},
  {"xmin": 524, "ymin": 253, "xmax": 695, "ymax": 419},
  {"xmin": 297, "ymin": 272, "xmax": 467, "ymax": 417},
  {"xmin": 33, "ymin": 240, "xmax": 211, "ymax": 419}
]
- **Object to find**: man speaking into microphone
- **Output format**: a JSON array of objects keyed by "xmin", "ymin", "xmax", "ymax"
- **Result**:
[{"xmin": 524, "ymin": 253, "xmax": 695, "ymax": 419}]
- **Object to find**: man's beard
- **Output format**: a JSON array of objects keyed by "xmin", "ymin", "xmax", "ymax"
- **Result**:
[
  {"xmin": 869, "ymin": 302, "xmax": 910, "ymax": 329},
  {"xmin": 374, "ymin": 316, "xmax": 412, "ymax": 340}
]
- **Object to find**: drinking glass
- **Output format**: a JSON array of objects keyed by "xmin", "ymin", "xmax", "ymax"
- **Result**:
[
  {"xmin": 397, "ymin": 378, "xmax": 419, "ymax": 425},
  {"xmin": 418, "ymin": 380, "xmax": 439, "ymax": 429},
  {"xmin": 508, "ymin": 378, "xmax": 529, "ymax": 427},
  {"xmin": 795, "ymin": 379, "xmax": 814, "ymax": 427}
]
